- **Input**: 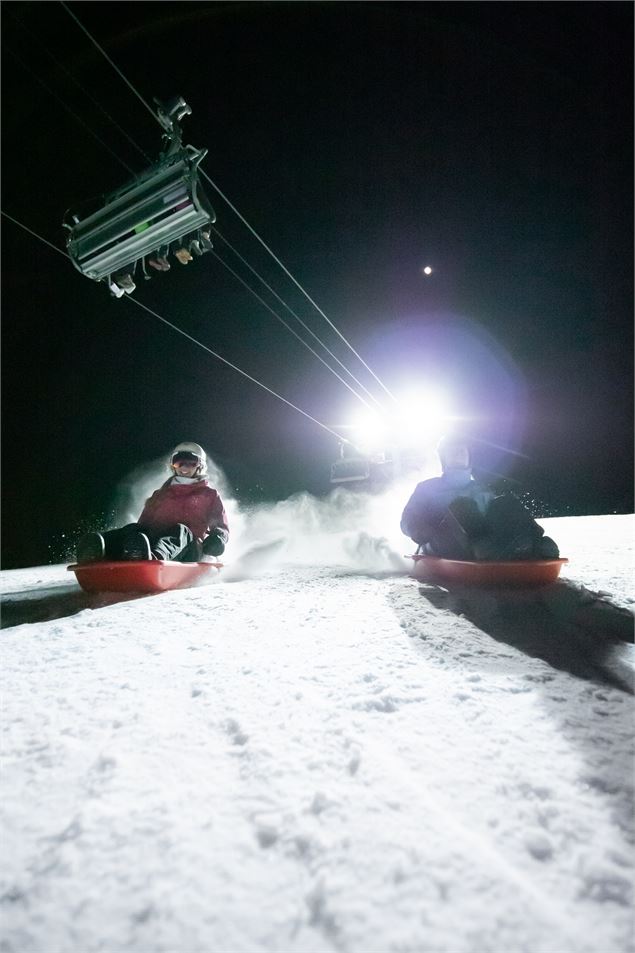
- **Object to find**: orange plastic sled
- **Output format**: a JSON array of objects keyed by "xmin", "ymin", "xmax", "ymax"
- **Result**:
[
  {"xmin": 68, "ymin": 560, "xmax": 223, "ymax": 593},
  {"xmin": 411, "ymin": 554, "xmax": 568, "ymax": 587}
]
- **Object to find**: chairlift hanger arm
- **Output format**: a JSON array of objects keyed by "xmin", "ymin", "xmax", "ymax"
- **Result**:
[{"xmin": 155, "ymin": 96, "xmax": 193, "ymax": 156}]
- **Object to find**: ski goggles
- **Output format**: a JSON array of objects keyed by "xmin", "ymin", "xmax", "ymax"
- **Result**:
[{"xmin": 171, "ymin": 451, "xmax": 201, "ymax": 465}]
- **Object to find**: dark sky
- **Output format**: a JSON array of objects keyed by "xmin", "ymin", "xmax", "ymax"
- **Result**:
[{"xmin": 2, "ymin": 1, "xmax": 633, "ymax": 569}]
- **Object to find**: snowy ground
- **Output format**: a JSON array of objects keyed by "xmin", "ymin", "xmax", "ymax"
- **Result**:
[{"xmin": 1, "ymin": 512, "xmax": 634, "ymax": 953}]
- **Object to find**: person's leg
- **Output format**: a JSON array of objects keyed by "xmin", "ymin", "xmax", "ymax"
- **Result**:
[
  {"xmin": 76, "ymin": 523, "xmax": 143, "ymax": 562},
  {"xmin": 200, "ymin": 230, "xmax": 213, "ymax": 252},
  {"xmin": 142, "ymin": 523, "xmax": 201, "ymax": 562},
  {"xmin": 427, "ymin": 505, "xmax": 476, "ymax": 560},
  {"xmin": 449, "ymin": 497, "xmax": 487, "ymax": 538},
  {"xmin": 477, "ymin": 495, "xmax": 545, "ymax": 560},
  {"xmin": 103, "ymin": 524, "xmax": 149, "ymax": 560},
  {"xmin": 484, "ymin": 495, "xmax": 541, "ymax": 537},
  {"xmin": 76, "ymin": 532, "xmax": 105, "ymax": 563}
]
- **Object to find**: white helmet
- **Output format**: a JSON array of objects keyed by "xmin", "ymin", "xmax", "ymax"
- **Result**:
[
  {"xmin": 436, "ymin": 434, "xmax": 470, "ymax": 470},
  {"xmin": 169, "ymin": 441, "xmax": 208, "ymax": 475}
]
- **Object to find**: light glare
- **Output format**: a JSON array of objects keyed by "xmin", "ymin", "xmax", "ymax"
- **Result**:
[
  {"xmin": 395, "ymin": 389, "xmax": 449, "ymax": 445},
  {"xmin": 346, "ymin": 388, "xmax": 451, "ymax": 455},
  {"xmin": 350, "ymin": 411, "xmax": 388, "ymax": 454}
]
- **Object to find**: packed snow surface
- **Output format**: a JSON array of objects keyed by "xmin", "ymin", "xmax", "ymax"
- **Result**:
[{"xmin": 1, "ymin": 509, "xmax": 634, "ymax": 953}]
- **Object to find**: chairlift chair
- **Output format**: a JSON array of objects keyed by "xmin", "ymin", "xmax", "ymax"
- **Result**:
[
  {"xmin": 330, "ymin": 457, "xmax": 372, "ymax": 485},
  {"xmin": 63, "ymin": 97, "xmax": 215, "ymax": 291},
  {"xmin": 329, "ymin": 438, "xmax": 394, "ymax": 486}
]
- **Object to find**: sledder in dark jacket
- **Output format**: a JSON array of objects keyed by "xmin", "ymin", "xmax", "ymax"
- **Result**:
[
  {"xmin": 76, "ymin": 442, "xmax": 229, "ymax": 564},
  {"xmin": 401, "ymin": 436, "xmax": 559, "ymax": 561}
]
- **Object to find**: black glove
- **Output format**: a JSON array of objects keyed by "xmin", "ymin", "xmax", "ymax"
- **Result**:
[{"xmin": 202, "ymin": 527, "xmax": 228, "ymax": 557}]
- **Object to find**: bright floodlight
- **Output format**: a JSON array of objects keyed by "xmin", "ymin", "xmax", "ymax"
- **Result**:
[
  {"xmin": 395, "ymin": 389, "xmax": 449, "ymax": 445},
  {"xmin": 422, "ymin": 265, "xmax": 433, "ymax": 275},
  {"xmin": 350, "ymin": 410, "xmax": 388, "ymax": 454},
  {"xmin": 344, "ymin": 389, "xmax": 451, "ymax": 456}
]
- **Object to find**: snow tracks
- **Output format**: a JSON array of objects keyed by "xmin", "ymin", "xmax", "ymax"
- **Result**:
[{"xmin": 1, "ymin": 566, "xmax": 633, "ymax": 952}]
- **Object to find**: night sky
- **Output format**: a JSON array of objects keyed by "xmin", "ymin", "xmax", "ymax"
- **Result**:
[{"xmin": 2, "ymin": 1, "xmax": 633, "ymax": 569}]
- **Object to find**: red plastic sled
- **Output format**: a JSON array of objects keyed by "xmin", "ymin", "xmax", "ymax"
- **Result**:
[
  {"xmin": 411, "ymin": 554, "xmax": 568, "ymax": 587},
  {"xmin": 68, "ymin": 560, "xmax": 223, "ymax": 593}
]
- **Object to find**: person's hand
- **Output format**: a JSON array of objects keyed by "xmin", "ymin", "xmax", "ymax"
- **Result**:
[{"xmin": 202, "ymin": 527, "xmax": 227, "ymax": 556}]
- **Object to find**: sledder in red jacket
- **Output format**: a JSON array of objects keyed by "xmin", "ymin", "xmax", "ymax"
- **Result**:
[
  {"xmin": 139, "ymin": 477, "xmax": 227, "ymax": 545},
  {"xmin": 76, "ymin": 442, "xmax": 229, "ymax": 564}
]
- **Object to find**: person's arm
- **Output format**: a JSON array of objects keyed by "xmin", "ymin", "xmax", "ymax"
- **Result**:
[
  {"xmin": 202, "ymin": 494, "xmax": 229, "ymax": 556},
  {"xmin": 138, "ymin": 488, "xmax": 161, "ymax": 524},
  {"xmin": 400, "ymin": 482, "xmax": 443, "ymax": 544}
]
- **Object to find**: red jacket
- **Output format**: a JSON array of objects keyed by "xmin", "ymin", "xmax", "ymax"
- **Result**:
[{"xmin": 138, "ymin": 479, "xmax": 228, "ymax": 543}]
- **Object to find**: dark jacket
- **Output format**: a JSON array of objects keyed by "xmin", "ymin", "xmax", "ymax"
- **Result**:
[{"xmin": 400, "ymin": 468, "xmax": 495, "ymax": 545}]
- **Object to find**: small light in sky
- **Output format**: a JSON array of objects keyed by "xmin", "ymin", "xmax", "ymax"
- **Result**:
[{"xmin": 422, "ymin": 265, "xmax": 433, "ymax": 276}]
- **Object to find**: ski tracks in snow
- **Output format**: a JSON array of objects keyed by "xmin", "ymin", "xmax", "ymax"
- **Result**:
[{"xmin": 1, "ymin": 565, "xmax": 634, "ymax": 952}]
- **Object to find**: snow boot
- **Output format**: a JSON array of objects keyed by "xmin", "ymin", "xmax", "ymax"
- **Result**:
[
  {"xmin": 121, "ymin": 530, "xmax": 152, "ymax": 561},
  {"xmin": 115, "ymin": 273, "xmax": 136, "ymax": 293},
  {"xmin": 148, "ymin": 256, "xmax": 170, "ymax": 272},
  {"xmin": 107, "ymin": 280, "xmax": 125, "ymax": 299},
  {"xmin": 537, "ymin": 536, "xmax": 560, "ymax": 559},
  {"xmin": 76, "ymin": 532, "xmax": 105, "ymax": 564}
]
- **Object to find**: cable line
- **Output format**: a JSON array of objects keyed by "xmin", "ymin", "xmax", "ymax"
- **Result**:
[
  {"xmin": 59, "ymin": 0, "xmax": 396, "ymax": 406},
  {"xmin": 211, "ymin": 246, "xmax": 376, "ymax": 410},
  {"xmin": 7, "ymin": 9, "xmax": 151, "ymax": 164},
  {"xmin": 127, "ymin": 297, "xmax": 349, "ymax": 443},
  {"xmin": 3, "ymin": 45, "xmax": 136, "ymax": 175},
  {"xmin": 1, "ymin": 210, "xmax": 67, "ymax": 256},
  {"xmin": 213, "ymin": 227, "xmax": 383, "ymax": 409},
  {"xmin": 59, "ymin": 1, "xmax": 159, "ymax": 128},
  {"xmin": 1, "ymin": 209, "xmax": 350, "ymax": 445},
  {"xmin": 201, "ymin": 169, "xmax": 398, "ymax": 404}
]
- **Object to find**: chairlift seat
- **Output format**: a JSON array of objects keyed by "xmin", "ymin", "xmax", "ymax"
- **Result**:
[
  {"xmin": 330, "ymin": 458, "xmax": 371, "ymax": 484},
  {"xmin": 66, "ymin": 147, "xmax": 215, "ymax": 281}
]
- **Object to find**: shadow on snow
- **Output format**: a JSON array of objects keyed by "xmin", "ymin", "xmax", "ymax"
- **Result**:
[
  {"xmin": 413, "ymin": 578, "xmax": 634, "ymax": 694},
  {"xmin": 1, "ymin": 585, "xmax": 147, "ymax": 629}
]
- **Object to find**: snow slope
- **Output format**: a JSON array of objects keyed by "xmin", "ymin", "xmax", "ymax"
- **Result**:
[{"xmin": 1, "ymin": 513, "xmax": 634, "ymax": 953}]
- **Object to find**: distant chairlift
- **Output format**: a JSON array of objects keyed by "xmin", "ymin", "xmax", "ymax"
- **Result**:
[
  {"xmin": 330, "ymin": 455, "xmax": 371, "ymax": 485},
  {"xmin": 330, "ymin": 440, "xmax": 394, "ymax": 488},
  {"xmin": 63, "ymin": 96, "xmax": 216, "ymax": 294}
]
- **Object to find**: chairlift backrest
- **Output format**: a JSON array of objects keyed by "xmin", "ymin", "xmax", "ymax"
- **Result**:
[
  {"xmin": 330, "ymin": 458, "xmax": 371, "ymax": 484},
  {"xmin": 66, "ymin": 146, "xmax": 215, "ymax": 281}
]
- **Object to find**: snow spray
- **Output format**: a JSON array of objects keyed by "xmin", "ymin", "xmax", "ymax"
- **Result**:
[{"xmin": 110, "ymin": 452, "xmax": 434, "ymax": 578}]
